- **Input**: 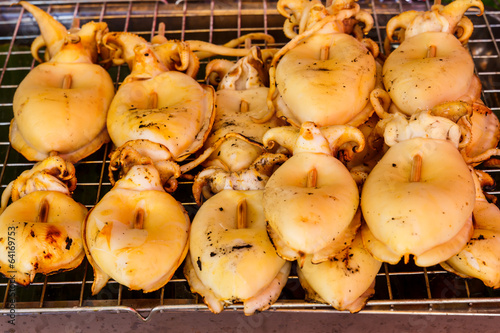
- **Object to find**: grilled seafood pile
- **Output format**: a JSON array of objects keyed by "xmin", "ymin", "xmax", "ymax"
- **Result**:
[{"xmin": 3, "ymin": 0, "xmax": 500, "ymax": 315}]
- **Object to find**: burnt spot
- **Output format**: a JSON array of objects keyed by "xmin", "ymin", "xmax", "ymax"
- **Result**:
[
  {"xmin": 44, "ymin": 253, "xmax": 53, "ymax": 260},
  {"xmin": 232, "ymin": 244, "xmax": 253, "ymax": 251},
  {"xmin": 65, "ymin": 237, "xmax": 73, "ymax": 250},
  {"xmin": 45, "ymin": 226, "xmax": 61, "ymax": 244},
  {"xmin": 312, "ymin": 67, "xmax": 330, "ymax": 72},
  {"xmin": 30, "ymin": 230, "xmax": 35, "ymax": 237},
  {"xmin": 197, "ymin": 257, "xmax": 202, "ymax": 271}
]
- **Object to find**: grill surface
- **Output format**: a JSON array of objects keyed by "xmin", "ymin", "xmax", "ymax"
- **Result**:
[{"xmin": 1, "ymin": 0, "xmax": 500, "ymax": 321}]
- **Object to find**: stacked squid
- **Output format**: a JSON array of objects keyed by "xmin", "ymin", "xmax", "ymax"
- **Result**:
[{"xmin": 3, "ymin": 0, "xmax": 500, "ymax": 315}]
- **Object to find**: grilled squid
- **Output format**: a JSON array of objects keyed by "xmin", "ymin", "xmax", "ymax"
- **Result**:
[
  {"xmin": 11, "ymin": 2, "xmax": 114, "ymax": 163},
  {"xmin": 192, "ymin": 47, "xmax": 288, "ymax": 204},
  {"xmin": 383, "ymin": 0, "xmax": 484, "ymax": 116},
  {"xmin": 0, "ymin": 156, "xmax": 86, "ymax": 285},
  {"xmin": 83, "ymin": 156, "xmax": 190, "ymax": 294},
  {"xmin": 264, "ymin": 0, "xmax": 378, "ymax": 127},
  {"xmin": 184, "ymin": 190, "xmax": 291, "ymax": 315},
  {"xmin": 441, "ymin": 169, "xmax": 500, "ymax": 288},
  {"xmin": 103, "ymin": 32, "xmax": 215, "ymax": 165},
  {"xmin": 297, "ymin": 224, "xmax": 382, "ymax": 313},
  {"xmin": 262, "ymin": 122, "xmax": 364, "ymax": 265},
  {"xmin": 361, "ymin": 109, "xmax": 475, "ymax": 266}
]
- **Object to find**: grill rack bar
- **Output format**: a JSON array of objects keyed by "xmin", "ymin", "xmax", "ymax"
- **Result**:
[{"xmin": 0, "ymin": 0, "xmax": 500, "ymax": 319}]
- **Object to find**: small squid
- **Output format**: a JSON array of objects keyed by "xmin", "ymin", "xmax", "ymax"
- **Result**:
[{"xmin": 192, "ymin": 47, "xmax": 289, "ymax": 205}]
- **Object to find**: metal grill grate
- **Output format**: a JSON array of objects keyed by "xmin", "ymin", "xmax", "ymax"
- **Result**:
[{"xmin": 1, "ymin": 0, "xmax": 500, "ymax": 321}]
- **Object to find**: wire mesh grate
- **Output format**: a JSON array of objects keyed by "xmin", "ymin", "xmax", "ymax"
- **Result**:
[{"xmin": 1, "ymin": 0, "xmax": 500, "ymax": 320}]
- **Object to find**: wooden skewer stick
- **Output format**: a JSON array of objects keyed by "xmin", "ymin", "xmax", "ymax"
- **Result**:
[
  {"xmin": 62, "ymin": 74, "xmax": 72, "ymax": 89},
  {"xmin": 410, "ymin": 154, "xmax": 423, "ymax": 183},
  {"xmin": 237, "ymin": 198, "xmax": 247, "ymax": 229},
  {"xmin": 307, "ymin": 168, "xmax": 318, "ymax": 188},
  {"xmin": 427, "ymin": 45, "xmax": 437, "ymax": 58},
  {"xmin": 158, "ymin": 22, "xmax": 166, "ymax": 38},
  {"xmin": 134, "ymin": 208, "xmax": 145, "ymax": 229},
  {"xmin": 298, "ymin": 252, "xmax": 306, "ymax": 268},
  {"xmin": 240, "ymin": 100, "xmax": 249, "ymax": 113},
  {"xmin": 37, "ymin": 198, "xmax": 50, "ymax": 223},
  {"xmin": 245, "ymin": 37, "xmax": 252, "ymax": 50},
  {"xmin": 320, "ymin": 45, "xmax": 330, "ymax": 61},
  {"xmin": 404, "ymin": 254, "xmax": 410, "ymax": 265},
  {"xmin": 148, "ymin": 91, "xmax": 158, "ymax": 109}
]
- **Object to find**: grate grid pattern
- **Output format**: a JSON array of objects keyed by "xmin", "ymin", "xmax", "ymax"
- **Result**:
[{"xmin": 0, "ymin": 0, "xmax": 500, "ymax": 320}]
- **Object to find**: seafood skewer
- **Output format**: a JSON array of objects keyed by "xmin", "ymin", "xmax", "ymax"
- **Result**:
[
  {"xmin": 263, "ymin": 122, "xmax": 365, "ymax": 264},
  {"xmin": 184, "ymin": 190, "xmax": 291, "ymax": 315},
  {"xmin": 83, "ymin": 157, "xmax": 190, "ymax": 294},
  {"xmin": 361, "ymin": 109, "xmax": 476, "ymax": 266},
  {"xmin": 0, "ymin": 157, "xmax": 87, "ymax": 285},
  {"xmin": 382, "ymin": 0, "xmax": 484, "ymax": 116},
  {"xmin": 264, "ymin": 0, "xmax": 378, "ymax": 127},
  {"xmin": 12, "ymin": 2, "xmax": 114, "ymax": 163}
]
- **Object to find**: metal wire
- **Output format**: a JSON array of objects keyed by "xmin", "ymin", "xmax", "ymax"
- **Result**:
[{"xmin": 0, "ymin": 0, "xmax": 500, "ymax": 320}]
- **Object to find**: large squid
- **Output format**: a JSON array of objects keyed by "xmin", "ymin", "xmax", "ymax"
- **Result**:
[
  {"xmin": 382, "ymin": 0, "xmax": 484, "ymax": 116},
  {"xmin": 103, "ymin": 31, "xmax": 216, "ymax": 173},
  {"xmin": 0, "ymin": 157, "xmax": 87, "ymax": 285},
  {"xmin": 262, "ymin": 122, "xmax": 364, "ymax": 265},
  {"xmin": 263, "ymin": 0, "xmax": 379, "ymax": 127},
  {"xmin": 12, "ymin": 2, "xmax": 114, "ymax": 163},
  {"xmin": 361, "ymin": 108, "xmax": 476, "ymax": 267}
]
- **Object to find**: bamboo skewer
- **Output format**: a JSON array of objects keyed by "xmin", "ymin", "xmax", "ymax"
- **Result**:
[
  {"xmin": 237, "ymin": 199, "xmax": 247, "ymax": 229},
  {"xmin": 410, "ymin": 154, "xmax": 423, "ymax": 183},
  {"xmin": 134, "ymin": 208, "xmax": 145, "ymax": 229}
]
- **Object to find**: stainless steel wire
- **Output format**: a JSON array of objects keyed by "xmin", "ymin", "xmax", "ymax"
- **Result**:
[{"xmin": 0, "ymin": 0, "xmax": 500, "ymax": 320}]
